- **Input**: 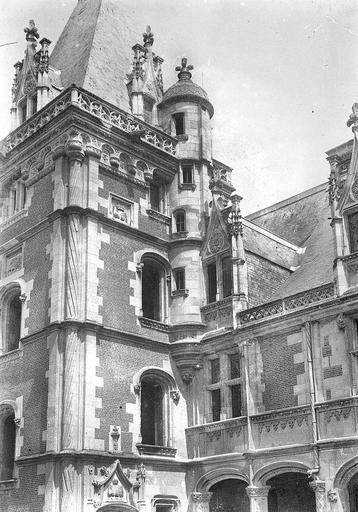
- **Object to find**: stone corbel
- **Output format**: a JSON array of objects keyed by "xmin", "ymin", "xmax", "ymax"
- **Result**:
[
  {"xmin": 109, "ymin": 154, "xmax": 120, "ymax": 168},
  {"xmin": 136, "ymin": 263, "xmax": 144, "ymax": 274},
  {"xmin": 328, "ymin": 489, "xmax": 338, "ymax": 503},
  {"xmin": 170, "ymin": 390, "xmax": 180, "ymax": 404},
  {"xmin": 143, "ymin": 167, "xmax": 154, "ymax": 182},
  {"xmin": 66, "ymin": 135, "xmax": 85, "ymax": 162},
  {"xmin": 86, "ymin": 144, "xmax": 101, "ymax": 160},
  {"xmin": 336, "ymin": 313, "xmax": 346, "ymax": 330}
]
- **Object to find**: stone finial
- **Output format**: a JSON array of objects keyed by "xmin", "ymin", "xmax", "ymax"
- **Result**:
[
  {"xmin": 347, "ymin": 103, "xmax": 358, "ymax": 130},
  {"xmin": 175, "ymin": 57, "xmax": 193, "ymax": 81},
  {"xmin": 24, "ymin": 20, "xmax": 39, "ymax": 43},
  {"xmin": 36, "ymin": 38, "xmax": 51, "ymax": 74},
  {"xmin": 227, "ymin": 194, "xmax": 243, "ymax": 237},
  {"xmin": 143, "ymin": 25, "xmax": 154, "ymax": 47}
]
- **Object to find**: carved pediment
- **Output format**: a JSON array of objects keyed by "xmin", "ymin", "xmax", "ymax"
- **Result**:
[
  {"xmin": 202, "ymin": 199, "xmax": 231, "ymax": 260},
  {"xmin": 91, "ymin": 460, "xmax": 139, "ymax": 510}
]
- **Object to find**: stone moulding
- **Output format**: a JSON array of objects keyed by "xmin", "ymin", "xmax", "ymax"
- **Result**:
[
  {"xmin": 136, "ymin": 443, "xmax": 177, "ymax": 457},
  {"xmin": 4, "ymin": 86, "xmax": 178, "ymax": 157},
  {"xmin": 138, "ymin": 316, "xmax": 170, "ymax": 332},
  {"xmin": 239, "ymin": 283, "xmax": 335, "ymax": 324},
  {"xmin": 316, "ymin": 396, "xmax": 358, "ymax": 423},
  {"xmin": 146, "ymin": 208, "xmax": 171, "ymax": 225}
]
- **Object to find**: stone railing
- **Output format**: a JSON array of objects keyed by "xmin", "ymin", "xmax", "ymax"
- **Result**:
[
  {"xmin": 316, "ymin": 396, "xmax": 358, "ymax": 439},
  {"xmin": 201, "ymin": 296, "xmax": 233, "ymax": 326},
  {"xmin": 238, "ymin": 283, "xmax": 335, "ymax": 324},
  {"xmin": 4, "ymin": 86, "xmax": 177, "ymax": 157},
  {"xmin": 186, "ymin": 416, "xmax": 248, "ymax": 458}
]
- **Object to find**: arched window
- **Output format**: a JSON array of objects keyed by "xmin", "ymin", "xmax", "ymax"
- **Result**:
[
  {"xmin": 1, "ymin": 285, "xmax": 22, "ymax": 355},
  {"xmin": 174, "ymin": 210, "xmax": 185, "ymax": 233},
  {"xmin": 136, "ymin": 368, "xmax": 178, "ymax": 456},
  {"xmin": 0, "ymin": 404, "xmax": 16, "ymax": 481},
  {"xmin": 141, "ymin": 256, "xmax": 168, "ymax": 323}
]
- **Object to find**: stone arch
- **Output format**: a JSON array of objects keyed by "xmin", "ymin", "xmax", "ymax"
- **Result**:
[
  {"xmin": 253, "ymin": 461, "xmax": 311, "ymax": 486},
  {"xmin": 132, "ymin": 367, "xmax": 179, "ymax": 450},
  {"xmin": 196, "ymin": 467, "xmax": 250, "ymax": 492},
  {"xmin": 139, "ymin": 252, "xmax": 170, "ymax": 322},
  {"xmin": 334, "ymin": 455, "xmax": 358, "ymax": 489}
]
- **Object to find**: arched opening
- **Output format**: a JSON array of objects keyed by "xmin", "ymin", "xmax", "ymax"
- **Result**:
[
  {"xmin": 267, "ymin": 473, "xmax": 316, "ymax": 512},
  {"xmin": 141, "ymin": 257, "xmax": 167, "ymax": 322},
  {"xmin": 0, "ymin": 407, "xmax": 16, "ymax": 481},
  {"xmin": 1, "ymin": 285, "xmax": 22, "ymax": 354},
  {"xmin": 348, "ymin": 473, "xmax": 358, "ymax": 511},
  {"xmin": 140, "ymin": 377, "xmax": 164, "ymax": 446},
  {"xmin": 209, "ymin": 479, "xmax": 249, "ymax": 512}
]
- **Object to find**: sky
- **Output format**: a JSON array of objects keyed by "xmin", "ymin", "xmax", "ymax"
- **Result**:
[{"xmin": 0, "ymin": 0, "xmax": 358, "ymax": 214}]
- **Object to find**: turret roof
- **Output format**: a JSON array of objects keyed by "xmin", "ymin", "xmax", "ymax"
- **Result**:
[
  {"xmin": 49, "ymin": 0, "xmax": 141, "ymax": 112},
  {"xmin": 160, "ymin": 57, "xmax": 214, "ymax": 117}
]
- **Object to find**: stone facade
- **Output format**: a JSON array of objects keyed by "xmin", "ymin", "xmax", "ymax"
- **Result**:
[{"xmin": 1, "ymin": 2, "xmax": 358, "ymax": 512}]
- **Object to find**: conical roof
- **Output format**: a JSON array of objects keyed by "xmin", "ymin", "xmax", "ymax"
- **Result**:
[{"xmin": 50, "ymin": 0, "xmax": 141, "ymax": 112}]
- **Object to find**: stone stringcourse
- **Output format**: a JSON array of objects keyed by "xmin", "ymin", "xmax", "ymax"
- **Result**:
[
  {"xmin": 239, "ymin": 283, "xmax": 335, "ymax": 324},
  {"xmin": 4, "ymin": 86, "xmax": 178, "ymax": 156}
]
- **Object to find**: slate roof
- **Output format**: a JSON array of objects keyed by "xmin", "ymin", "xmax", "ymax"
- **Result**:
[
  {"xmin": 50, "ymin": 0, "xmax": 141, "ymax": 112},
  {"xmin": 160, "ymin": 79, "xmax": 214, "ymax": 117},
  {"xmin": 246, "ymin": 182, "xmax": 334, "ymax": 299}
]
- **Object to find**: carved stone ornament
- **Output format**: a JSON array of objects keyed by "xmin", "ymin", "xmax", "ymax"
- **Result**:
[
  {"xmin": 351, "ymin": 178, "xmax": 358, "ymax": 202},
  {"xmin": 91, "ymin": 459, "xmax": 137, "ymax": 509},
  {"xmin": 110, "ymin": 426, "xmax": 120, "ymax": 452},
  {"xmin": 246, "ymin": 486, "xmax": 271, "ymax": 498},
  {"xmin": 328, "ymin": 489, "xmax": 338, "ymax": 503},
  {"xmin": 136, "ymin": 463, "xmax": 146, "ymax": 483},
  {"xmin": 309, "ymin": 479, "xmax": 326, "ymax": 494},
  {"xmin": 191, "ymin": 492, "xmax": 213, "ymax": 503},
  {"xmin": 336, "ymin": 313, "xmax": 346, "ymax": 331},
  {"xmin": 13, "ymin": 417, "xmax": 21, "ymax": 428},
  {"xmin": 170, "ymin": 390, "xmax": 180, "ymax": 404},
  {"xmin": 208, "ymin": 228, "xmax": 225, "ymax": 254}
]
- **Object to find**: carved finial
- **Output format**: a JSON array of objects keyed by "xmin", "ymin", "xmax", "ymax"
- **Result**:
[
  {"xmin": 175, "ymin": 57, "xmax": 194, "ymax": 81},
  {"xmin": 24, "ymin": 20, "xmax": 39, "ymax": 43},
  {"xmin": 143, "ymin": 25, "xmax": 154, "ymax": 47},
  {"xmin": 347, "ymin": 103, "xmax": 358, "ymax": 130},
  {"xmin": 227, "ymin": 194, "xmax": 243, "ymax": 237}
]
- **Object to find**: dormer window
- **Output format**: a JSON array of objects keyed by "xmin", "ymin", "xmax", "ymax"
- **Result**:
[{"xmin": 173, "ymin": 113, "xmax": 185, "ymax": 136}]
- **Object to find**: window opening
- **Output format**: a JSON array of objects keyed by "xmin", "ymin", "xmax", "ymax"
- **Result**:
[
  {"xmin": 231, "ymin": 384, "xmax": 242, "ymax": 418},
  {"xmin": 0, "ymin": 410, "xmax": 16, "ymax": 481},
  {"xmin": 348, "ymin": 211, "xmax": 358, "ymax": 253},
  {"xmin": 150, "ymin": 184, "xmax": 161, "ymax": 212},
  {"xmin": 32, "ymin": 94, "xmax": 37, "ymax": 115},
  {"xmin": 142, "ymin": 260, "xmax": 161, "ymax": 321},
  {"xmin": 182, "ymin": 164, "xmax": 193, "ymax": 184},
  {"xmin": 173, "ymin": 113, "xmax": 185, "ymax": 135},
  {"xmin": 140, "ymin": 378, "xmax": 164, "ymax": 445},
  {"xmin": 174, "ymin": 269, "xmax": 185, "ymax": 290},
  {"xmin": 20, "ymin": 101, "xmax": 27, "ymax": 123},
  {"xmin": 211, "ymin": 389, "xmax": 221, "ymax": 422},
  {"xmin": 230, "ymin": 353, "xmax": 241, "ymax": 379},
  {"xmin": 208, "ymin": 262, "xmax": 217, "ymax": 303},
  {"xmin": 222, "ymin": 256, "xmax": 233, "ymax": 298},
  {"xmin": 211, "ymin": 358, "xmax": 220, "ymax": 384},
  {"xmin": 175, "ymin": 210, "xmax": 185, "ymax": 232}
]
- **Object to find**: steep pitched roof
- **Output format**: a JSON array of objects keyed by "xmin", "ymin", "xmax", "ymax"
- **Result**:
[
  {"xmin": 246, "ymin": 183, "xmax": 328, "ymax": 246},
  {"xmin": 50, "ymin": 0, "xmax": 141, "ymax": 112},
  {"xmin": 246, "ymin": 183, "xmax": 334, "ymax": 299}
]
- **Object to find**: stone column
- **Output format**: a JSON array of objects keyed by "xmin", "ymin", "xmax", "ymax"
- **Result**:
[
  {"xmin": 246, "ymin": 486, "xmax": 270, "ymax": 512},
  {"xmin": 310, "ymin": 480, "xmax": 327, "ymax": 512},
  {"xmin": 191, "ymin": 492, "xmax": 212, "ymax": 512}
]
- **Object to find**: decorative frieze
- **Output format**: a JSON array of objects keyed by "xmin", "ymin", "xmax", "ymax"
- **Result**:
[{"xmin": 252, "ymin": 405, "xmax": 310, "ymax": 434}]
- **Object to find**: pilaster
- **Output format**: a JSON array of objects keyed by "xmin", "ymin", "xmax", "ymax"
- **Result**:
[{"xmin": 310, "ymin": 480, "xmax": 327, "ymax": 512}]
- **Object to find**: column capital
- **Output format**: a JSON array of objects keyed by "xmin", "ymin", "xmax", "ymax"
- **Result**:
[
  {"xmin": 246, "ymin": 485, "xmax": 271, "ymax": 498},
  {"xmin": 86, "ymin": 144, "xmax": 101, "ymax": 159},
  {"xmin": 191, "ymin": 492, "xmax": 212, "ymax": 503},
  {"xmin": 310, "ymin": 479, "xmax": 326, "ymax": 493},
  {"xmin": 66, "ymin": 136, "xmax": 85, "ymax": 163},
  {"xmin": 52, "ymin": 144, "xmax": 66, "ymax": 161}
]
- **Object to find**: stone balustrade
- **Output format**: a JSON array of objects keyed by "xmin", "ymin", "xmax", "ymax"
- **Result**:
[
  {"xmin": 4, "ymin": 86, "xmax": 178, "ymax": 157},
  {"xmin": 238, "ymin": 283, "xmax": 335, "ymax": 324}
]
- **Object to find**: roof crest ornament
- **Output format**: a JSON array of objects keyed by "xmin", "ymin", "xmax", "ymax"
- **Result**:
[
  {"xmin": 143, "ymin": 25, "xmax": 154, "ymax": 48},
  {"xmin": 24, "ymin": 20, "xmax": 39, "ymax": 44},
  {"xmin": 175, "ymin": 57, "xmax": 193, "ymax": 81}
]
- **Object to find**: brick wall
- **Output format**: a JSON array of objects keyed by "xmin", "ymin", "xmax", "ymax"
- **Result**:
[
  {"xmin": 246, "ymin": 252, "xmax": 291, "ymax": 306},
  {"xmin": 260, "ymin": 332, "xmax": 305, "ymax": 410}
]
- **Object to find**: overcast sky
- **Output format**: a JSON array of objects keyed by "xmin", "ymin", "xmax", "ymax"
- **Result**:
[{"xmin": 1, "ymin": 0, "xmax": 357, "ymax": 214}]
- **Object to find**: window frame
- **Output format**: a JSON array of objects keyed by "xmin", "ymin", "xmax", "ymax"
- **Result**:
[
  {"xmin": 172, "ymin": 112, "xmax": 185, "ymax": 136},
  {"xmin": 204, "ymin": 352, "xmax": 244, "ymax": 422},
  {"xmin": 174, "ymin": 209, "xmax": 186, "ymax": 233},
  {"xmin": 205, "ymin": 253, "xmax": 233, "ymax": 304},
  {"xmin": 139, "ymin": 254, "xmax": 170, "ymax": 325},
  {"xmin": 0, "ymin": 283, "xmax": 23, "ymax": 356}
]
